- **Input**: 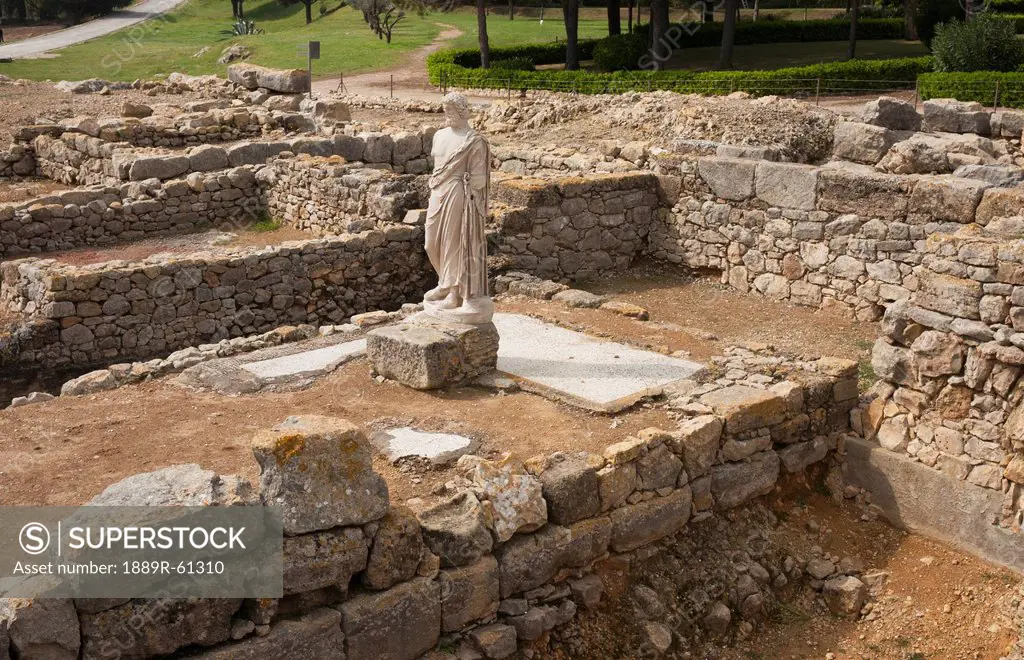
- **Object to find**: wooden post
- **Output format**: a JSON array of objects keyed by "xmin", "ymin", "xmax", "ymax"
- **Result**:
[{"xmin": 815, "ymin": 77, "xmax": 821, "ymax": 106}]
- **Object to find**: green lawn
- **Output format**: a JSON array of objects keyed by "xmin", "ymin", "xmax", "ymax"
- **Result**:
[
  {"xmin": 666, "ymin": 39, "xmax": 930, "ymax": 71},
  {"xmin": 445, "ymin": 10, "xmax": 609, "ymax": 50}
]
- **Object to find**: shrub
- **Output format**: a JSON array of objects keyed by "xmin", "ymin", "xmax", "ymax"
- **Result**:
[
  {"xmin": 913, "ymin": 0, "xmax": 963, "ymax": 45},
  {"xmin": 919, "ymin": 70, "xmax": 1024, "ymax": 106},
  {"xmin": 428, "ymin": 53, "xmax": 933, "ymax": 97},
  {"xmin": 991, "ymin": 0, "xmax": 1024, "ymax": 12},
  {"xmin": 231, "ymin": 19, "xmax": 264, "ymax": 35},
  {"xmin": 590, "ymin": 18, "xmax": 905, "ymax": 71},
  {"xmin": 932, "ymin": 14, "xmax": 1024, "ymax": 71},
  {"xmin": 490, "ymin": 57, "xmax": 535, "ymax": 71}
]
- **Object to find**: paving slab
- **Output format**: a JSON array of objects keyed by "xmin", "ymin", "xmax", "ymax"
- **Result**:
[
  {"xmin": 242, "ymin": 340, "xmax": 367, "ymax": 382},
  {"xmin": 491, "ymin": 313, "xmax": 705, "ymax": 412},
  {"xmin": 371, "ymin": 428, "xmax": 479, "ymax": 466}
]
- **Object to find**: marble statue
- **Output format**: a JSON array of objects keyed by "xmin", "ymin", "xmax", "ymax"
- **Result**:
[{"xmin": 420, "ymin": 92, "xmax": 493, "ymax": 325}]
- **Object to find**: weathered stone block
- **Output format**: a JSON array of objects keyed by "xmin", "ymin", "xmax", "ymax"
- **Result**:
[
  {"xmin": 697, "ymin": 157, "xmax": 756, "ymax": 201},
  {"xmin": 817, "ymin": 163, "xmax": 910, "ymax": 218},
  {"xmin": 909, "ymin": 176, "xmax": 989, "ymax": 224},
  {"xmin": 673, "ymin": 415, "xmax": 723, "ymax": 478},
  {"xmin": 283, "ymin": 527, "xmax": 367, "ymax": 594},
  {"xmin": 539, "ymin": 453, "xmax": 602, "ymax": 524},
  {"xmin": 439, "ymin": 556, "xmax": 500, "ymax": 632},
  {"xmin": 862, "ymin": 96, "xmax": 921, "ymax": 131},
  {"xmin": 699, "ymin": 386, "xmax": 787, "ymax": 434},
  {"xmin": 418, "ymin": 491, "xmax": 493, "ymax": 568},
  {"xmin": 754, "ymin": 161, "xmax": 818, "ymax": 210},
  {"xmin": 609, "ymin": 487, "xmax": 692, "ymax": 552},
  {"xmin": 916, "ymin": 270, "xmax": 982, "ymax": 320},
  {"xmin": 363, "ymin": 506, "xmax": 424, "ymax": 590},
  {"xmin": 341, "ymin": 577, "xmax": 440, "ymax": 660},
  {"xmin": 252, "ymin": 416, "xmax": 389, "ymax": 534},
  {"xmin": 367, "ymin": 321, "xmax": 499, "ymax": 390},
  {"xmin": 496, "ymin": 519, "xmax": 610, "ymax": 597},
  {"xmin": 832, "ymin": 121, "xmax": 903, "ymax": 165},
  {"xmin": 2, "ymin": 599, "xmax": 80, "ymax": 660},
  {"xmin": 189, "ymin": 608, "xmax": 344, "ymax": 659},
  {"xmin": 778, "ymin": 437, "xmax": 828, "ymax": 473},
  {"xmin": 709, "ymin": 451, "xmax": 780, "ymax": 509}
]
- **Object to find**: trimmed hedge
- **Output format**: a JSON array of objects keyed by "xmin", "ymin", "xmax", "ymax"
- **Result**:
[
  {"xmin": 919, "ymin": 71, "xmax": 1024, "ymax": 107},
  {"xmin": 992, "ymin": 0, "xmax": 1024, "ymax": 12},
  {"xmin": 428, "ymin": 53, "xmax": 934, "ymax": 97},
  {"xmin": 592, "ymin": 18, "xmax": 906, "ymax": 71}
]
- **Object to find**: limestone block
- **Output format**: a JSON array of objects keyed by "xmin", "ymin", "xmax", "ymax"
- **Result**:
[
  {"xmin": 281, "ymin": 527, "xmax": 368, "ymax": 594},
  {"xmin": 252, "ymin": 416, "xmax": 389, "ymax": 534},
  {"xmin": 822, "ymin": 576, "xmax": 867, "ymax": 617},
  {"xmin": 698, "ymin": 385, "xmax": 787, "ymax": 434},
  {"xmin": 363, "ymin": 506, "xmax": 425, "ymax": 590},
  {"xmin": 754, "ymin": 161, "xmax": 818, "ymax": 211},
  {"xmin": 439, "ymin": 556, "xmax": 500, "ymax": 632},
  {"xmin": 609, "ymin": 487, "xmax": 692, "ymax": 552},
  {"xmin": 709, "ymin": 451, "xmax": 780, "ymax": 509},
  {"xmin": 990, "ymin": 109, "xmax": 1024, "ymax": 138},
  {"xmin": 636, "ymin": 444, "xmax": 684, "ymax": 490},
  {"xmin": 778, "ymin": 437, "xmax": 828, "ymax": 473},
  {"xmin": 79, "ymin": 598, "xmax": 240, "ymax": 659},
  {"xmin": 468, "ymin": 623, "xmax": 518, "ymax": 659},
  {"xmin": 862, "ymin": 96, "xmax": 921, "ymax": 131},
  {"xmin": 417, "ymin": 491, "xmax": 493, "ymax": 567},
  {"xmin": 340, "ymin": 577, "xmax": 440, "ymax": 660},
  {"xmin": 696, "ymin": 157, "xmax": 756, "ymax": 201},
  {"xmin": 923, "ymin": 98, "xmax": 990, "ymax": 135},
  {"xmin": 597, "ymin": 462, "xmax": 637, "ymax": 510},
  {"xmin": 916, "ymin": 270, "xmax": 982, "ymax": 320},
  {"xmin": 673, "ymin": 415, "xmax": 723, "ymax": 478},
  {"xmin": 817, "ymin": 162, "xmax": 910, "ymax": 218},
  {"xmin": 909, "ymin": 176, "xmax": 989, "ymax": 224},
  {"xmin": 975, "ymin": 187, "xmax": 1024, "ymax": 226},
  {"xmin": 189, "ymin": 608, "xmax": 344, "ymax": 659},
  {"xmin": 831, "ymin": 121, "xmax": 903, "ymax": 165},
  {"xmin": 495, "ymin": 518, "xmax": 610, "ymax": 597},
  {"xmin": 459, "ymin": 455, "xmax": 547, "ymax": 542},
  {"xmin": 89, "ymin": 464, "xmax": 251, "ymax": 507},
  {"xmin": 367, "ymin": 321, "xmax": 499, "ymax": 390},
  {"xmin": 538, "ymin": 453, "xmax": 602, "ymax": 524},
  {"xmin": 953, "ymin": 164, "xmax": 1024, "ymax": 188},
  {"xmin": 229, "ymin": 64, "xmax": 309, "ymax": 93},
  {"xmin": 188, "ymin": 145, "xmax": 230, "ymax": 172},
  {"xmin": 2, "ymin": 599, "xmax": 80, "ymax": 660},
  {"xmin": 129, "ymin": 155, "xmax": 190, "ymax": 181}
]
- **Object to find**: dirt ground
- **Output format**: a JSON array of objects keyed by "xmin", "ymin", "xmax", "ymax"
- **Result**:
[
  {"xmin": 0, "ymin": 23, "xmax": 65, "ymax": 44},
  {"xmin": 44, "ymin": 225, "xmax": 314, "ymax": 266},
  {"xmin": 0, "ymin": 177, "xmax": 70, "ymax": 203},
  {"xmin": 567, "ymin": 492, "xmax": 1021, "ymax": 660}
]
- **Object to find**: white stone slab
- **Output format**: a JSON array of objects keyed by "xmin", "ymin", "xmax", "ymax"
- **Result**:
[
  {"xmin": 371, "ymin": 427, "xmax": 479, "ymax": 466},
  {"xmin": 241, "ymin": 339, "xmax": 367, "ymax": 381},
  {"xmin": 492, "ymin": 313, "xmax": 704, "ymax": 412}
]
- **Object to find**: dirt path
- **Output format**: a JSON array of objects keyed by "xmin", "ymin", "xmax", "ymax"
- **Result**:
[{"xmin": 312, "ymin": 24, "xmax": 496, "ymax": 104}]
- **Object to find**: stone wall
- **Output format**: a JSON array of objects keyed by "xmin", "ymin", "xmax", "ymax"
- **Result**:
[
  {"xmin": 857, "ymin": 225, "xmax": 1024, "ymax": 533},
  {"xmin": 263, "ymin": 157, "xmax": 427, "ymax": 234},
  {"xmin": 0, "ymin": 353, "xmax": 853, "ymax": 660},
  {"xmin": 0, "ymin": 143, "xmax": 35, "ymax": 179},
  {"xmin": 32, "ymin": 123, "xmax": 437, "ymax": 186},
  {"xmin": 651, "ymin": 158, "xmax": 1011, "ymax": 321},
  {"xmin": 0, "ymin": 167, "xmax": 262, "ymax": 259},
  {"xmin": 0, "ymin": 226, "xmax": 430, "ymax": 370},
  {"xmin": 491, "ymin": 172, "xmax": 662, "ymax": 280}
]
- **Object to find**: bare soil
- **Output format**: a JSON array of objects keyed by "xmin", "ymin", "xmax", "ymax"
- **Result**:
[
  {"xmin": 0, "ymin": 23, "xmax": 65, "ymax": 44},
  {"xmin": 563, "ymin": 492, "xmax": 1021, "ymax": 660},
  {"xmin": 0, "ymin": 178, "xmax": 70, "ymax": 203},
  {"xmin": 503, "ymin": 266, "xmax": 879, "ymax": 363},
  {"xmin": 44, "ymin": 226, "xmax": 314, "ymax": 266}
]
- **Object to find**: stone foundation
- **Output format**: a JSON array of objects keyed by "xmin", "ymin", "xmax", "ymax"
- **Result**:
[{"xmin": 367, "ymin": 319, "xmax": 499, "ymax": 389}]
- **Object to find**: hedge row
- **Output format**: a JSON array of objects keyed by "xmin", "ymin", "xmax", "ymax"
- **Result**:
[
  {"xmin": 992, "ymin": 0, "xmax": 1024, "ymax": 12},
  {"xmin": 428, "ymin": 54, "xmax": 934, "ymax": 97},
  {"xmin": 593, "ymin": 18, "xmax": 905, "ymax": 70},
  {"xmin": 919, "ymin": 71, "xmax": 1024, "ymax": 107}
]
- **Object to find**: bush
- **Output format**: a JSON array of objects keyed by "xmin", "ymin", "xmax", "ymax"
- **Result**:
[
  {"xmin": 590, "ymin": 18, "xmax": 905, "ymax": 71},
  {"xmin": 428, "ymin": 53, "xmax": 933, "ymax": 97},
  {"xmin": 919, "ymin": 70, "xmax": 1024, "ymax": 106},
  {"xmin": 932, "ymin": 14, "xmax": 1024, "ymax": 71},
  {"xmin": 991, "ymin": 0, "xmax": 1024, "ymax": 12},
  {"xmin": 490, "ymin": 57, "xmax": 535, "ymax": 71},
  {"xmin": 913, "ymin": 0, "xmax": 963, "ymax": 45}
]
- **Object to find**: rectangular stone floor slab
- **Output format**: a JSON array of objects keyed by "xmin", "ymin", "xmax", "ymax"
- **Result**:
[
  {"xmin": 492, "ymin": 313, "xmax": 704, "ymax": 412},
  {"xmin": 242, "ymin": 339, "xmax": 367, "ymax": 382}
]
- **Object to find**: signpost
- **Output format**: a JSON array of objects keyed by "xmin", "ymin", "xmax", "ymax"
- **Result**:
[{"xmin": 297, "ymin": 40, "xmax": 321, "ymax": 97}]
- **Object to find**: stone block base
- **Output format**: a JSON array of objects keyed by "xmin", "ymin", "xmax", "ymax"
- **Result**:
[{"xmin": 366, "ymin": 319, "xmax": 499, "ymax": 389}]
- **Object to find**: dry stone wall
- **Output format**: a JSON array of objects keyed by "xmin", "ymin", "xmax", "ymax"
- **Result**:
[
  {"xmin": 263, "ymin": 157, "xmax": 427, "ymax": 234},
  {"xmin": 0, "ymin": 167, "xmax": 262, "ymax": 259},
  {"xmin": 490, "ymin": 172, "xmax": 662, "ymax": 280},
  {"xmin": 0, "ymin": 226, "xmax": 429, "ymax": 370},
  {"xmin": 858, "ymin": 225, "xmax": 1024, "ymax": 532},
  {"xmin": 0, "ymin": 353, "xmax": 852, "ymax": 660}
]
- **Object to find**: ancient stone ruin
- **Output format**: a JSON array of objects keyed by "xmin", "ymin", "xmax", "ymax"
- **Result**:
[{"xmin": 1, "ymin": 73, "xmax": 1023, "ymax": 659}]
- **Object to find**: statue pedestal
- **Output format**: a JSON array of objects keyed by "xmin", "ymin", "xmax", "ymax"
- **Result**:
[{"xmin": 366, "ymin": 317, "xmax": 499, "ymax": 390}]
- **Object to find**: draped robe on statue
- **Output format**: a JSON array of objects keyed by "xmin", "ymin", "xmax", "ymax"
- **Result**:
[{"xmin": 425, "ymin": 128, "xmax": 490, "ymax": 305}]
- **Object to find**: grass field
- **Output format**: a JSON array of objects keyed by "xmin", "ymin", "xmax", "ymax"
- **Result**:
[{"xmin": 0, "ymin": 0, "xmax": 915, "ymax": 82}]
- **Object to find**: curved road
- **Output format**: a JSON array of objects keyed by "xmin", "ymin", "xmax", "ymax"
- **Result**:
[{"xmin": 0, "ymin": 0, "xmax": 188, "ymax": 60}]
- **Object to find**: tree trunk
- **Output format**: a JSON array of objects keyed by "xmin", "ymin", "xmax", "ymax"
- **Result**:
[
  {"xmin": 477, "ymin": 0, "xmax": 490, "ymax": 68},
  {"xmin": 627, "ymin": 0, "xmax": 632, "ymax": 33},
  {"xmin": 305, "ymin": 0, "xmax": 312, "ymax": 24},
  {"xmin": 904, "ymin": 0, "xmax": 918, "ymax": 39},
  {"xmin": 650, "ymin": 0, "xmax": 669, "ymax": 69},
  {"xmin": 752, "ymin": 0, "xmax": 759, "ymax": 21},
  {"xmin": 607, "ymin": 0, "xmax": 620, "ymax": 35},
  {"xmin": 847, "ymin": 0, "xmax": 858, "ymax": 59},
  {"xmin": 508, "ymin": 0, "xmax": 514, "ymax": 20},
  {"xmin": 718, "ymin": 0, "xmax": 738, "ymax": 69},
  {"xmin": 563, "ymin": 0, "xmax": 579, "ymax": 70},
  {"xmin": 704, "ymin": 1, "xmax": 713, "ymax": 23}
]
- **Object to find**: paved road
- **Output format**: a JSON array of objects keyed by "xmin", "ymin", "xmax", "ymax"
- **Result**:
[{"xmin": 0, "ymin": 0, "xmax": 188, "ymax": 60}]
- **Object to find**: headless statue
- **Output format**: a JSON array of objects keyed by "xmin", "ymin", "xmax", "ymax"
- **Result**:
[{"xmin": 420, "ymin": 92, "xmax": 493, "ymax": 325}]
